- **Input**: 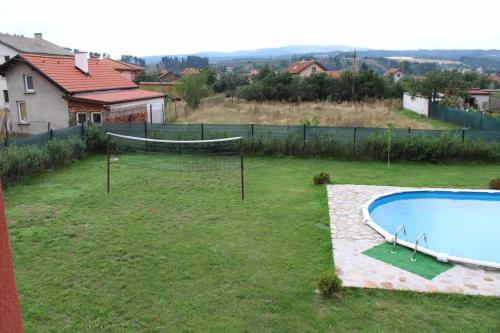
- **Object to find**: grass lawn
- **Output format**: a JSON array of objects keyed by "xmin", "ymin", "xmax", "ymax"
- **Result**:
[{"xmin": 5, "ymin": 156, "xmax": 500, "ymax": 332}]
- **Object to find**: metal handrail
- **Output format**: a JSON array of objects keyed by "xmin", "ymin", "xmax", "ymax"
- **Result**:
[
  {"xmin": 391, "ymin": 225, "xmax": 408, "ymax": 254},
  {"xmin": 411, "ymin": 233, "xmax": 428, "ymax": 262}
]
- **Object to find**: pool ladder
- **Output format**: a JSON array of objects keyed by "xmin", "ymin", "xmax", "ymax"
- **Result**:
[
  {"xmin": 391, "ymin": 225, "xmax": 407, "ymax": 253},
  {"xmin": 411, "ymin": 233, "xmax": 428, "ymax": 262},
  {"xmin": 391, "ymin": 226, "xmax": 428, "ymax": 262}
]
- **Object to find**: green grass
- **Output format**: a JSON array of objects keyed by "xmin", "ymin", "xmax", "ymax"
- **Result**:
[
  {"xmin": 5, "ymin": 156, "xmax": 500, "ymax": 332},
  {"xmin": 398, "ymin": 108, "xmax": 460, "ymax": 130}
]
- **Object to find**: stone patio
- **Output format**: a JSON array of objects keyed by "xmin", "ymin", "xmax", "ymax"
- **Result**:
[{"xmin": 327, "ymin": 185, "xmax": 500, "ymax": 296}]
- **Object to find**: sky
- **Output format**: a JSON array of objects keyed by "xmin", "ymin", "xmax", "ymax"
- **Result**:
[{"xmin": 1, "ymin": 0, "xmax": 499, "ymax": 58}]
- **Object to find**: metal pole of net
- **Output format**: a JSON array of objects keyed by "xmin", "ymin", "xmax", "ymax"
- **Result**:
[{"xmin": 106, "ymin": 133, "xmax": 245, "ymax": 200}]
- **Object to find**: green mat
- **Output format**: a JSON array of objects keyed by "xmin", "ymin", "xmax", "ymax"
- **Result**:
[{"xmin": 363, "ymin": 242, "xmax": 454, "ymax": 280}]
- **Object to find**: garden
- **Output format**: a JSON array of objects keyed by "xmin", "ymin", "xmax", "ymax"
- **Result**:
[{"xmin": 2, "ymin": 128, "xmax": 500, "ymax": 332}]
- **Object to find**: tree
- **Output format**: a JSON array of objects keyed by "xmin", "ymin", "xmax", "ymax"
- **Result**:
[
  {"xmin": 177, "ymin": 71, "xmax": 214, "ymax": 109},
  {"xmin": 213, "ymin": 73, "xmax": 248, "ymax": 100}
]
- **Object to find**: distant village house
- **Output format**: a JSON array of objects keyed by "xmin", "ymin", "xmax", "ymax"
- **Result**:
[
  {"xmin": 287, "ymin": 60, "xmax": 327, "ymax": 77},
  {"xmin": 384, "ymin": 68, "xmax": 403, "ymax": 82},
  {"xmin": 158, "ymin": 71, "xmax": 180, "ymax": 82}
]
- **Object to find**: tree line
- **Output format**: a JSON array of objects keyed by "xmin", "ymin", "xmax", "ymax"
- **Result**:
[
  {"xmin": 236, "ymin": 66, "xmax": 402, "ymax": 102},
  {"xmin": 161, "ymin": 55, "xmax": 209, "ymax": 73},
  {"xmin": 120, "ymin": 55, "xmax": 146, "ymax": 67}
]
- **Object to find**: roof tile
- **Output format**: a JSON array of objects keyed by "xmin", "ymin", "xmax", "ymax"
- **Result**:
[{"xmin": 20, "ymin": 54, "xmax": 137, "ymax": 93}]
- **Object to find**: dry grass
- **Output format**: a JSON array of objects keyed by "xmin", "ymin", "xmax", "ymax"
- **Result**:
[{"xmin": 169, "ymin": 97, "xmax": 454, "ymax": 129}]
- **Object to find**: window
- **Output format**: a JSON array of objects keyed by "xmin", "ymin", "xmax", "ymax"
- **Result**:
[
  {"xmin": 91, "ymin": 112, "xmax": 102, "ymax": 124},
  {"xmin": 76, "ymin": 112, "xmax": 87, "ymax": 125},
  {"xmin": 3, "ymin": 90, "xmax": 8, "ymax": 103},
  {"xmin": 17, "ymin": 101, "xmax": 28, "ymax": 123},
  {"xmin": 311, "ymin": 66, "xmax": 317, "ymax": 74},
  {"xmin": 24, "ymin": 75, "xmax": 35, "ymax": 93}
]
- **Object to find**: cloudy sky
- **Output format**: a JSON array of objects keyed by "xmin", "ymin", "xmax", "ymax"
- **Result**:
[{"xmin": 1, "ymin": 0, "xmax": 499, "ymax": 58}]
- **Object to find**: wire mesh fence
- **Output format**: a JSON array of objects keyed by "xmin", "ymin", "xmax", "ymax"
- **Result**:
[
  {"xmin": 2, "ymin": 119, "xmax": 500, "ymax": 153},
  {"xmin": 429, "ymin": 104, "xmax": 500, "ymax": 131},
  {"xmin": 104, "ymin": 122, "xmax": 500, "ymax": 149},
  {"xmin": 0, "ymin": 125, "xmax": 83, "ymax": 149}
]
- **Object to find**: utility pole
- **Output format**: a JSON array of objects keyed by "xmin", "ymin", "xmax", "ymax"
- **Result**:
[{"xmin": 351, "ymin": 49, "xmax": 356, "ymax": 104}]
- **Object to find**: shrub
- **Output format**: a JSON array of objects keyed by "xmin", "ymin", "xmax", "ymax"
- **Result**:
[
  {"xmin": 317, "ymin": 271, "xmax": 342, "ymax": 297},
  {"xmin": 84, "ymin": 125, "xmax": 107, "ymax": 153},
  {"xmin": 313, "ymin": 172, "xmax": 332, "ymax": 185},
  {"xmin": 489, "ymin": 178, "xmax": 500, "ymax": 190},
  {"xmin": 0, "ymin": 137, "xmax": 86, "ymax": 187}
]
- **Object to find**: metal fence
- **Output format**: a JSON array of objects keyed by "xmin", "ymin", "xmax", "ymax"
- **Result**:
[
  {"xmin": 103, "ymin": 122, "xmax": 500, "ymax": 147},
  {"xmin": 1, "ymin": 125, "xmax": 84, "ymax": 149},
  {"xmin": 2, "ymin": 121, "xmax": 500, "ymax": 152},
  {"xmin": 429, "ymin": 103, "xmax": 500, "ymax": 131}
]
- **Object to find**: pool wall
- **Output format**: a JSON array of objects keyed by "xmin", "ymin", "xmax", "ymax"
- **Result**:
[{"xmin": 361, "ymin": 188, "xmax": 500, "ymax": 270}]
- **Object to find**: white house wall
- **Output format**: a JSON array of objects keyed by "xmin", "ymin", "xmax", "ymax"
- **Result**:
[
  {"xmin": 472, "ymin": 95, "xmax": 490, "ymax": 111},
  {"xmin": 5, "ymin": 62, "xmax": 69, "ymax": 134},
  {"xmin": 403, "ymin": 92, "xmax": 429, "ymax": 116}
]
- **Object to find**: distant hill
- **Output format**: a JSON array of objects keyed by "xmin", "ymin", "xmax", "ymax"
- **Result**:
[
  {"xmin": 142, "ymin": 46, "xmax": 500, "ymax": 73},
  {"xmin": 143, "ymin": 45, "xmax": 367, "ymax": 64},
  {"xmin": 354, "ymin": 49, "xmax": 500, "ymax": 60}
]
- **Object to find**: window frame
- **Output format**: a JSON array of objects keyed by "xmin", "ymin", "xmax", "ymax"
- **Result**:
[
  {"xmin": 17, "ymin": 101, "xmax": 28, "ymax": 124},
  {"xmin": 91, "ymin": 112, "xmax": 102, "ymax": 124},
  {"xmin": 24, "ymin": 74, "xmax": 35, "ymax": 93},
  {"xmin": 76, "ymin": 112, "xmax": 88, "ymax": 125}
]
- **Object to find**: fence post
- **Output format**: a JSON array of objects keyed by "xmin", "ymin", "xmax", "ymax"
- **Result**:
[
  {"xmin": 303, "ymin": 124, "xmax": 306, "ymax": 148},
  {"xmin": 353, "ymin": 127, "xmax": 357, "ymax": 152},
  {"xmin": 408, "ymin": 127, "xmax": 411, "ymax": 136},
  {"xmin": 144, "ymin": 122, "xmax": 148, "ymax": 138},
  {"xmin": 251, "ymin": 123, "xmax": 254, "ymax": 137},
  {"xmin": 201, "ymin": 122, "xmax": 204, "ymax": 140},
  {"xmin": 149, "ymin": 104, "xmax": 153, "ymax": 124},
  {"xmin": 4, "ymin": 138, "xmax": 7, "ymax": 147},
  {"xmin": 80, "ymin": 122, "xmax": 84, "ymax": 137},
  {"xmin": 49, "ymin": 129, "xmax": 53, "ymax": 140},
  {"xmin": 462, "ymin": 129, "xmax": 466, "ymax": 143}
]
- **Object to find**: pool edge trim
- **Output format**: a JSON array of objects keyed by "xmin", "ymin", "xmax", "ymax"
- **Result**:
[{"xmin": 361, "ymin": 188, "xmax": 500, "ymax": 270}]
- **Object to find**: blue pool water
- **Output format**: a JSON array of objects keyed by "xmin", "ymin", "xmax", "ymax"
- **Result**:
[{"xmin": 369, "ymin": 191, "xmax": 500, "ymax": 264}]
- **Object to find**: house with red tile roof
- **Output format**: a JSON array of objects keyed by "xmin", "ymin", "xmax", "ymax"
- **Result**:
[
  {"xmin": 100, "ymin": 58, "xmax": 143, "ymax": 82},
  {"xmin": 488, "ymin": 72, "xmax": 500, "ymax": 84},
  {"xmin": 158, "ymin": 71, "xmax": 180, "ymax": 82},
  {"xmin": 0, "ymin": 32, "xmax": 72, "ymax": 110},
  {"xmin": 383, "ymin": 68, "xmax": 403, "ymax": 82},
  {"xmin": 180, "ymin": 67, "xmax": 200, "ymax": 76},
  {"xmin": 0, "ymin": 52, "xmax": 165, "ymax": 134},
  {"xmin": 287, "ymin": 60, "xmax": 328, "ymax": 77},
  {"xmin": 326, "ymin": 70, "xmax": 344, "ymax": 79}
]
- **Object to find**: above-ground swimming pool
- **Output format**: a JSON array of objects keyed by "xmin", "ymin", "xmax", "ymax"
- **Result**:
[{"xmin": 362, "ymin": 190, "xmax": 500, "ymax": 269}]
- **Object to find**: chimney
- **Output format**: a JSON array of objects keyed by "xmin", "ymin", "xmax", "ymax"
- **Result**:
[
  {"xmin": 75, "ymin": 52, "xmax": 89, "ymax": 75},
  {"xmin": 34, "ymin": 33, "xmax": 42, "ymax": 39}
]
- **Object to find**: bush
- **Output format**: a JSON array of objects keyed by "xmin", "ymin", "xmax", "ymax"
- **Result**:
[
  {"xmin": 313, "ymin": 172, "xmax": 332, "ymax": 185},
  {"xmin": 84, "ymin": 125, "xmax": 107, "ymax": 153},
  {"xmin": 489, "ymin": 178, "xmax": 500, "ymax": 190},
  {"xmin": 317, "ymin": 271, "xmax": 342, "ymax": 297},
  {"xmin": 0, "ymin": 137, "xmax": 86, "ymax": 187}
]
